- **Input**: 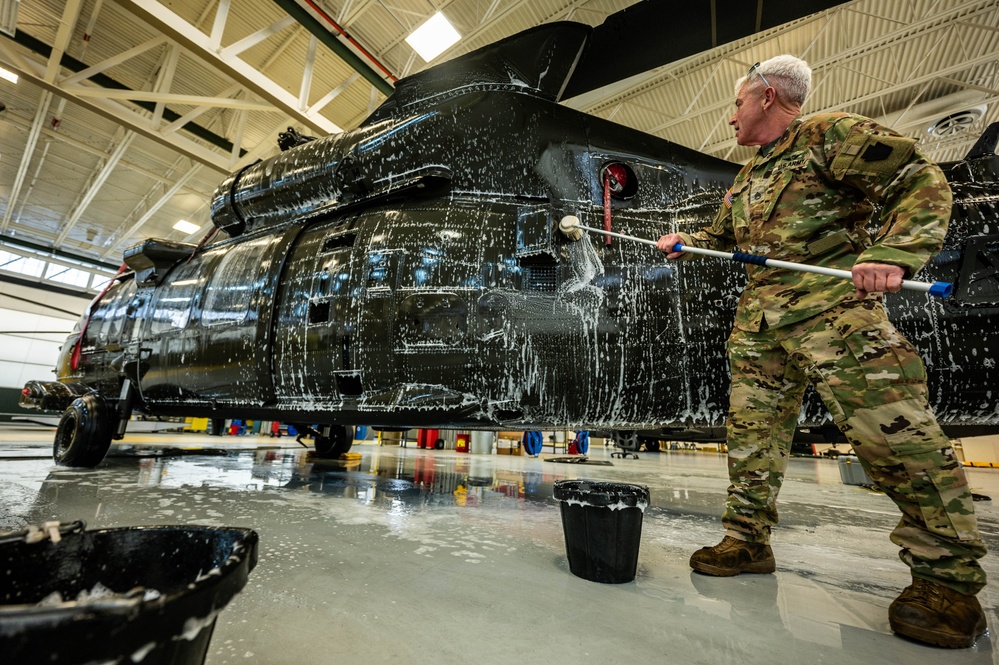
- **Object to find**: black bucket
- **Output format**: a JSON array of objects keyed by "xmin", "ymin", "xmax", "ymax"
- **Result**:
[
  {"xmin": 553, "ymin": 480, "xmax": 650, "ymax": 584},
  {"xmin": 0, "ymin": 521, "xmax": 258, "ymax": 665}
]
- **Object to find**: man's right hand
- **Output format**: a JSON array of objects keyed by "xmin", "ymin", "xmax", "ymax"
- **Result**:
[{"xmin": 657, "ymin": 233, "xmax": 687, "ymax": 259}]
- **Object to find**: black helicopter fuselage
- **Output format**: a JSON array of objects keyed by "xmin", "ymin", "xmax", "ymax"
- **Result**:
[{"xmin": 25, "ymin": 23, "xmax": 999, "ymax": 441}]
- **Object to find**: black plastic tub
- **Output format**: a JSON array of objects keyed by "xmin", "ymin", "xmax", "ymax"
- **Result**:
[
  {"xmin": 553, "ymin": 480, "xmax": 650, "ymax": 584},
  {"xmin": 0, "ymin": 521, "xmax": 258, "ymax": 664}
]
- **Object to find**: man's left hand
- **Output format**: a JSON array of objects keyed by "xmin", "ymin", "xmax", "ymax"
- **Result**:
[{"xmin": 852, "ymin": 262, "xmax": 905, "ymax": 299}]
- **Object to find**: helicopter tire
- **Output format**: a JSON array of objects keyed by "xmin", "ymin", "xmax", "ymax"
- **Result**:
[
  {"xmin": 644, "ymin": 439, "xmax": 661, "ymax": 452},
  {"xmin": 314, "ymin": 425, "xmax": 355, "ymax": 458},
  {"xmin": 54, "ymin": 394, "xmax": 114, "ymax": 467},
  {"xmin": 613, "ymin": 430, "xmax": 640, "ymax": 452}
]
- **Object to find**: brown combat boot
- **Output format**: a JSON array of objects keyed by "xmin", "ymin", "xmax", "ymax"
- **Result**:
[
  {"xmin": 689, "ymin": 535, "xmax": 776, "ymax": 576},
  {"xmin": 889, "ymin": 578, "xmax": 987, "ymax": 648}
]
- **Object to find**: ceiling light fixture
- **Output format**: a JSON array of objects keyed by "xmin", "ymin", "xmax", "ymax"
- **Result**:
[
  {"xmin": 0, "ymin": 66, "xmax": 17, "ymax": 84},
  {"xmin": 173, "ymin": 220, "xmax": 200, "ymax": 234},
  {"xmin": 405, "ymin": 12, "xmax": 460, "ymax": 63}
]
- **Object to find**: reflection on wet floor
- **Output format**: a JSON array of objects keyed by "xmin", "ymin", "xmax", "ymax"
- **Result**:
[
  {"xmin": 65, "ymin": 444, "xmax": 566, "ymax": 507},
  {"xmin": 2, "ymin": 429, "xmax": 999, "ymax": 664}
]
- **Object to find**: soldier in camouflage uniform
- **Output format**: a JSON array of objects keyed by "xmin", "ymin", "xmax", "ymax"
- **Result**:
[{"xmin": 657, "ymin": 55, "xmax": 987, "ymax": 649}]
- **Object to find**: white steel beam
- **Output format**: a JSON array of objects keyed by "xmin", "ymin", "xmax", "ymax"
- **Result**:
[
  {"xmin": 151, "ymin": 43, "xmax": 181, "ymax": 128},
  {"xmin": 158, "ymin": 83, "xmax": 245, "ymax": 133},
  {"xmin": 57, "ymin": 39, "xmax": 188, "ymax": 249},
  {"xmin": 310, "ymin": 73, "xmax": 359, "ymax": 115},
  {"xmin": 231, "ymin": 122, "xmax": 286, "ymax": 171},
  {"xmin": 60, "ymin": 86, "xmax": 275, "ymax": 111},
  {"xmin": 119, "ymin": 0, "xmax": 340, "ymax": 135},
  {"xmin": 59, "ymin": 36, "xmax": 169, "ymax": 86},
  {"xmin": 229, "ymin": 108, "xmax": 248, "ymax": 162},
  {"xmin": 1, "ymin": 91, "xmax": 53, "ymax": 234},
  {"xmin": 0, "ymin": 111, "xmax": 209, "ymax": 194},
  {"xmin": 209, "ymin": 0, "xmax": 232, "ymax": 52},
  {"xmin": 299, "ymin": 34, "xmax": 318, "ymax": 111},
  {"xmin": 220, "ymin": 16, "xmax": 297, "ymax": 58},
  {"xmin": 55, "ymin": 133, "xmax": 138, "ymax": 247},
  {"xmin": 101, "ymin": 164, "xmax": 203, "ymax": 260},
  {"xmin": 0, "ymin": 54, "xmax": 232, "ymax": 171},
  {"xmin": 2, "ymin": 1, "xmax": 83, "ymax": 234},
  {"xmin": 45, "ymin": 0, "xmax": 84, "ymax": 83}
]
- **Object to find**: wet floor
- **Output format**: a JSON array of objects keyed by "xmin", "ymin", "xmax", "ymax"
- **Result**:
[{"xmin": 2, "ymin": 426, "xmax": 998, "ymax": 664}]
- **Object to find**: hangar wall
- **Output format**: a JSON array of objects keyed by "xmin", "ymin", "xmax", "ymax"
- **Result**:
[{"xmin": 0, "ymin": 280, "xmax": 84, "ymax": 420}]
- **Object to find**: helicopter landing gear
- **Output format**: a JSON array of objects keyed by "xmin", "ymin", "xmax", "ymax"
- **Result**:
[
  {"xmin": 295, "ymin": 424, "xmax": 355, "ymax": 458},
  {"xmin": 54, "ymin": 394, "xmax": 115, "ymax": 467}
]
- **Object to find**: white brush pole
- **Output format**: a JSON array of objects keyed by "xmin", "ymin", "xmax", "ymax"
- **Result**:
[{"xmin": 560, "ymin": 217, "xmax": 952, "ymax": 298}]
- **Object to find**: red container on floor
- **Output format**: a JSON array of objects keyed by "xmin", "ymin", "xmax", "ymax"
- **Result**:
[
  {"xmin": 417, "ymin": 429, "xmax": 441, "ymax": 449},
  {"xmin": 456, "ymin": 433, "xmax": 469, "ymax": 453}
]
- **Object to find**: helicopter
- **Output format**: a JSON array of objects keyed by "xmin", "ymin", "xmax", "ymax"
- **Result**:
[{"xmin": 18, "ymin": 19, "xmax": 999, "ymax": 467}]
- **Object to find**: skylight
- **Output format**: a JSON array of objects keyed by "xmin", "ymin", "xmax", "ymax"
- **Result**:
[
  {"xmin": 173, "ymin": 220, "xmax": 200, "ymax": 234},
  {"xmin": 405, "ymin": 12, "xmax": 460, "ymax": 62}
]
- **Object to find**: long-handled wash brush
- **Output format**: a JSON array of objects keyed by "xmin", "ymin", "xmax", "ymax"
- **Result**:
[{"xmin": 558, "ymin": 215, "xmax": 953, "ymax": 298}]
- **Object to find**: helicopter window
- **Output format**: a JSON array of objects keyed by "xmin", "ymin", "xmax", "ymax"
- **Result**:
[
  {"xmin": 92, "ymin": 286, "xmax": 124, "ymax": 345},
  {"xmin": 399, "ymin": 246, "xmax": 480, "ymax": 289},
  {"xmin": 316, "ymin": 253, "xmax": 351, "ymax": 299},
  {"xmin": 203, "ymin": 239, "xmax": 272, "ymax": 326},
  {"xmin": 322, "ymin": 231, "xmax": 357, "ymax": 252},
  {"xmin": 308, "ymin": 300, "xmax": 331, "ymax": 324},
  {"xmin": 104, "ymin": 280, "xmax": 137, "ymax": 343},
  {"xmin": 365, "ymin": 251, "xmax": 398, "ymax": 291},
  {"xmin": 149, "ymin": 263, "xmax": 205, "ymax": 334}
]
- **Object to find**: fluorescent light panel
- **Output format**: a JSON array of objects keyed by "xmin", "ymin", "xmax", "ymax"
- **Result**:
[
  {"xmin": 405, "ymin": 12, "xmax": 460, "ymax": 62},
  {"xmin": 0, "ymin": 0, "xmax": 18, "ymax": 39},
  {"xmin": 0, "ymin": 66, "xmax": 17, "ymax": 84},
  {"xmin": 173, "ymin": 220, "xmax": 200, "ymax": 234}
]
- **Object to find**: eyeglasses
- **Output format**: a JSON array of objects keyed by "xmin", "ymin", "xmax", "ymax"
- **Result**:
[{"xmin": 748, "ymin": 62, "xmax": 771, "ymax": 89}]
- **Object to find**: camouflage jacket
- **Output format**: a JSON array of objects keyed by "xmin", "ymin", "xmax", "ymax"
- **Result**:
[{"xmin": 679, "ymin": 112, "xmax": 952, "ymax": 332}]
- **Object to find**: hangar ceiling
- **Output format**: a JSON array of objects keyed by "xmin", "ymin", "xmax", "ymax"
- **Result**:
[{"xmin": 0, "ymin": 0, "xmax": 996, "ymax": 283}]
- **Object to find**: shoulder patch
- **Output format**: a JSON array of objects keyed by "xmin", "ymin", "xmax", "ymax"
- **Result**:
[
  {"xmin": 830, "ymin": 127, "xmax": 916, "ymax": 179},
  {"xmin": 724, "ymin": 189, "xmax": 733, "ymax": 208},
  {"xmin": 862, "ymin": 141, "xmax": 894, "ymax": 162}
]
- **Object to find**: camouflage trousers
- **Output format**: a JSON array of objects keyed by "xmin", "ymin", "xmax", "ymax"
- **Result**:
[{"xmin": 723, "ymin": 298, "xmax": 987, "ymax": 595}]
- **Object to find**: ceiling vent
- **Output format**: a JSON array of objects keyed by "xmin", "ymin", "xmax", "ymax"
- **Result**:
[
  {"xmin": 927, "ymin": 106, "xmax": 986, "ymax": 138},
  {"xmin": 0, "ymin": 0, "xmax": 18, "ymax": 38}
]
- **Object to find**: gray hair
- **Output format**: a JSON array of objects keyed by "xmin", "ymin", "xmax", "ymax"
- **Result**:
[{"xmin": 735, "ymin": 55, "xmax": 812, "ymax": 106}]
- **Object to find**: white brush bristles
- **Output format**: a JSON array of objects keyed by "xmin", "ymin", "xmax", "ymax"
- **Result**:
[{"xmin": 559, "ymin": 215, "xmax": 584, "ymax": 242}]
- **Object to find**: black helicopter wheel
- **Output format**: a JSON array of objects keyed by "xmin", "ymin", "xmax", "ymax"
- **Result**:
[
  {"xmin": 313, "ymin": 425, "xmax": 355, "ymax": 458},
  {"xmin": 644, "ymin": 439, "xmax": 661, "ymax": 452},
  {"xmin": 54, "ymin": 394, "xmax": 114, "ymax": 467}
]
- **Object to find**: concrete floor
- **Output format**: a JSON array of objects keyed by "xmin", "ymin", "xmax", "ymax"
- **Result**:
[{"xmin": 2, "ymin": 426, "xmax": 998, "ymax": 664}]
